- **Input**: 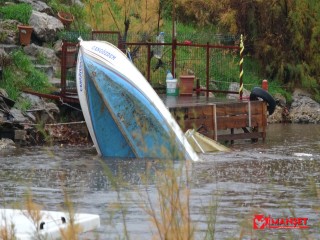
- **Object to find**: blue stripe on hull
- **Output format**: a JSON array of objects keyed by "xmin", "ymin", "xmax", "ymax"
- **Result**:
[
  {"xmin": 83, "ymin": 56, "xmax": 186, "ymax": 160},
  {"xmin": 86, "ymin": 67, "xmax": 135, "ymax": 158}
]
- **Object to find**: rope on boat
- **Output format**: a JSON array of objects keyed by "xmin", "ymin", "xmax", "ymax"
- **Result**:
[
  {"xmin": 59, "ymin": 98, "xmax": 82, "ymax": 112},
  {"xmin": 126, "ymin": 47, "xmax": 132, "ymax": 62}
]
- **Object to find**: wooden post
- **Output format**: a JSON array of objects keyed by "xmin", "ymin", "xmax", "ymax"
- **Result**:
[
  {"xmin": 213, "ymin": 104, "xmax": 217, "ymax": 141},
  {"xmin": 172, "ymin": 38, "xmax": 176, "ymax": 78},
  {"xmin": 196, "ymin": 78, "xmax": 200, "ymax": 96},
  {"xmin": 206, "ymin": 42, "xmax": 210, "ymax": 97},
  {"xmin": 61, "ymin": 41, "xmax": 67, "ymax": 96},
  {"xmin": 147, "ymin": 42, "xmax": 151, "ymax": 82},
  {"xmin": 262, "ymin": 101, "xmax": 267, "ymax": 141},
  {"xmin": 171, "ymin": 0, "xmax": 176, "ymax": 77}
]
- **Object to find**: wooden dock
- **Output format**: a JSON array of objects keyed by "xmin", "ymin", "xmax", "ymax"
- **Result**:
[
  {"xmin": 162, "ymin": 96, "xmax": 268, "ymax": 143},
  {"xmin": 21, "ymin": 92, "xmax": 268, "ymax": 143}
]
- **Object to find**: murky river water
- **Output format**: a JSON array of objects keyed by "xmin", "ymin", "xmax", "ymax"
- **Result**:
[{"xmin": 0, "ymin": 124, "xmax": 319, "ymax": 239}]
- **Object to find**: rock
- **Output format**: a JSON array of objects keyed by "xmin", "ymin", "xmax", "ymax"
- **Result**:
[
  {"xmin": 0, "ymin": 89, "xmax": 9, "ymax": 98},
  {"xmin": 0, "ymin": 48, "xmax": 11, "ymax": 68},
  {"xmin": 0, "ymin": 93, "xmax": 12, "ymax": 120},
  {"xmin": 268, "ymin": 106, "xmax": 282, "ymax": 123},
  {"xmin": 273, "ymin": 93, "xmax": 286, "ymax": 107},
  {"xmin": 23, "ymin": 43, "xmax": 60, "ymax": 75},
  {"xmin": 23, "ymin": 43, "xmax": 57, "ymax": 62},
  {"xmin": 292, "ymin": 88, "xmax": 312, "ymax": 98},
  {"xmin": 289, "ymin": 89, "xmax": 320, "ymax": 123},
  {"xmin": 46, "ymin": 102, "xmax": 60, "ymax": 114},
  {"xmin": 34, "ymin": 64, "xmax": 54, "ymax": 78},
  {"xmin": 19, "ymin": 92, "xmax": 45, "ymax": 108},
  {"xmin": 18, "ymin": 93, "xmax": 60, "ymax": 123},
  {"xmin": 25, "ymin": 112, "xmax": 36, "ymax": 122},
  {"xmin": 0, "ymin": 43, "xmax": 21, "ymax": 54},
  {"xmin": 72, "ymin": 0, "xmax": 84, "ymax": 7},
  {"xmin": 0, "ymin": 20, "xmax": 20, "ymax": 45},
  {"xmin": 38, "ymin": 101, "xmax": 60, "ymax": 123},
  {"xmin": 267, "ymin": 93, "xmax": 289, "ymax": 123},
  {"xmin": 10, "ymin": 108, "xmax": 29, "ymax": 123},
  {"xmin": 29, "ymin": 10, "xmax": 64, "ymax": 43},
  {"xmin": 53, "ymin": 40, "xmax": 63, "ymax": 57},
  {"xmin": 227, "ymin": 82, "xmax": 250, "ymax": 99},
  {"xmin": 267, "ymin": 105, "xmax": 289, "ymax": 123},
  {"xmin": 0, "ymin": 138, "xmax": 16, "ymax": 149},
  {"xmin": 18, "ymin": 0, "xmax": 54, "ymax": 15}
]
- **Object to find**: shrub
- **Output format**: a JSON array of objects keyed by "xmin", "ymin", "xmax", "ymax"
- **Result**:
[
  {"xmin": 0, "ymin": 50, "xmax": 52, "ymax": 100},
  {"xmin": 0, "ymin": 3, "xmax": 32, "ymax": 25}
]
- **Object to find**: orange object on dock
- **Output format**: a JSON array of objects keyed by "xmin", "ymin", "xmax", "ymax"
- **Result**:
[{"xmin": 262, "ymin": 79, "xmax": 268, "ymax": 91}]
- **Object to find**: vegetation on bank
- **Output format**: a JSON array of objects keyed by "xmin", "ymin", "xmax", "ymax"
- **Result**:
[
  {"xmin": 172, "ymin": 0, "xmax": 320, "ymax": 101},
  {"xmin": 0, "ymin": 50, "xmax": 53, "ymax": 100},
  {"xmin": 81, "ymin": 0, "xmax": 320, "ymax": 102},
  {"xmin": 0, "ymin": 3, "xmax": 32, "ymax": 25}
]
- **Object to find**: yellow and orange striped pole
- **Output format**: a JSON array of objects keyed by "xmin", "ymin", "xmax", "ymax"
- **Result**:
[{"xmin": 239, "ymin": 34, "xmax": 244, "ymax": 100}]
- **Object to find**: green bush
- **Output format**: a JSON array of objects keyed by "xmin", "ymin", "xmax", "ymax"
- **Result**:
[
  {"xmin": 0, "ymin": 3, "xmax": 32, "ymax": 24},
  {"xmin": 0, "ymin": 50, "xmax": 52, "ymax": 100}
]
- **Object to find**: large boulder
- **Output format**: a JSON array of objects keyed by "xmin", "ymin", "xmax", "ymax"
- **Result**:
[
  {"xmin": 18, "ymin": 0, "xmax": 54, "ymax": 15},
  {"xmin": 289, "ymin": 89, "xmax": 320, "ymax": 123},
  {"xmin": 23, "ymin": 43, "xmax": 57, "ymax": 61},
  {"xmin": 23, "ymin": 43, "xmax": 60, "ymax": 75},
  {"xmin": 29, "ymin": 10, "xmax": 64, "ymax": 42}
]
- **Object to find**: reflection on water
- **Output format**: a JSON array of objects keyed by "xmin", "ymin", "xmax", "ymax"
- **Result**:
[{"xmin": 0, "ymin": 124, "xmax": 319, "ymax": 239}]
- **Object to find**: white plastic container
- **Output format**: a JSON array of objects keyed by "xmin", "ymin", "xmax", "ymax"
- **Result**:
[
  {"xmin": 166, "ymin": 69, "xmax": 173, "ymax": 80},
  {"xmin": 166, "ymin": 78, "xmax": 178, "ymax": 96}
]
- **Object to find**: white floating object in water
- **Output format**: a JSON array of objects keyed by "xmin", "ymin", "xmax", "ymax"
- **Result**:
[
  {"xmin": 0, "ymin": 209, "xmax": 100, "ymax": 240},
  {"xmin": 293, "ymin": 153, "xmax": 313, "ymax": 157}
]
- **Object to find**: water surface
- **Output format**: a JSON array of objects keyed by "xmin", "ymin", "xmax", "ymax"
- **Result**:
[{"xmin": 0, "ymin": 124, "xmax": 319, "ymax": 239}]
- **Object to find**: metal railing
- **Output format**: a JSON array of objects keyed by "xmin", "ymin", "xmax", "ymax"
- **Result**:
[{"xmin": 60, "ymin": 31, "xmax": 242, "ymax": 99}]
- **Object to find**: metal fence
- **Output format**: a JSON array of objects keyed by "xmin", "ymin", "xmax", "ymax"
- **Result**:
[{"xmin": 60, "ymin": 31, "xmax": 242, "ymax": 98}]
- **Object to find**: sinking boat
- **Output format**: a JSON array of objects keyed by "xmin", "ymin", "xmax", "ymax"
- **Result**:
[
  {"xmin": 0, "ymin": 209, "xmax": 100, "ymax": 239},
  {"xmin": 76, "ymin": 40, "xmax": 199, "ymax": 161}
]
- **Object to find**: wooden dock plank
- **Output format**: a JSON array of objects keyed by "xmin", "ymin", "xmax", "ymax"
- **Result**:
[
  {"xmin": 217, "ymin": 132, "xmax": 263, "ymax": 141},
  {"xmin": 163, "ymin": 95, "xmax": 268, "ymax": 142},
  {"xmin": 217, "ymin": 114, "xmax": 263, "ymax": 129}
]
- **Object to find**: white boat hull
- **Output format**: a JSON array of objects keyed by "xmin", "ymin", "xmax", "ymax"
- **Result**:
[
  {"xmin": 0, "ymin": 209, "xmax": 100, "ymax": 240},
  {"xmin": 76, "ymin": 40, "xmax": 199, "ymax": 161}
]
